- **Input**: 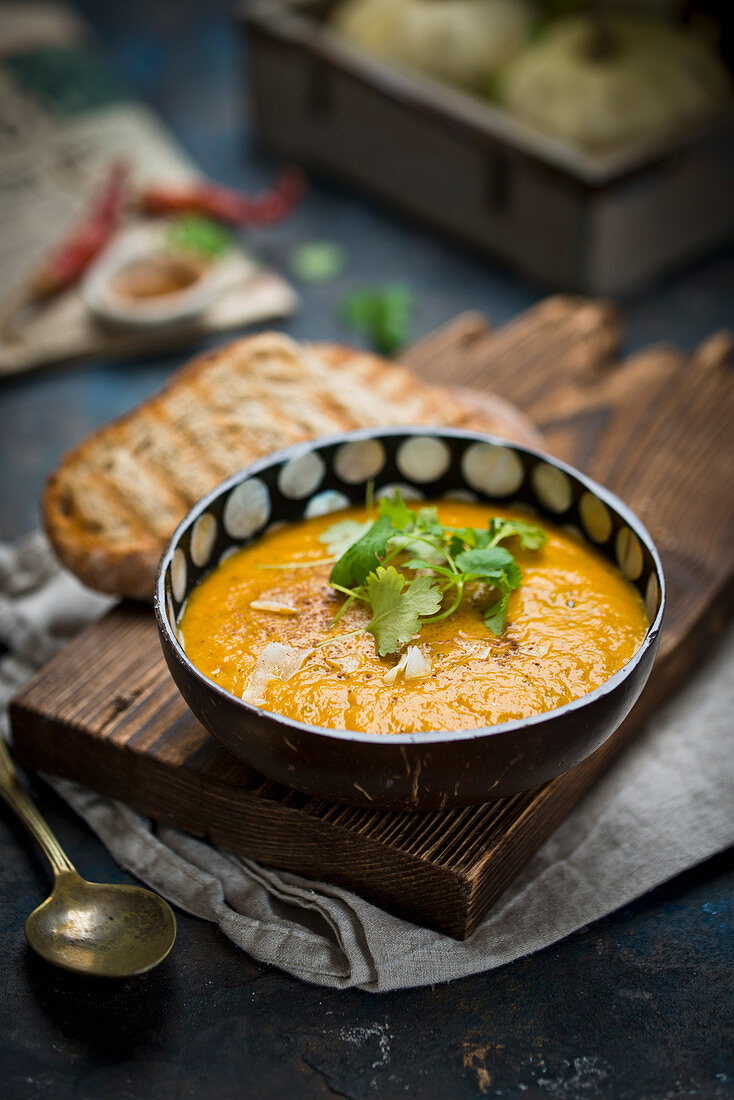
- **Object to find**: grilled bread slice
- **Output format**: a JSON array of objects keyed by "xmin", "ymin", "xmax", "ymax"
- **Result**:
[{"xmin": 44, "ymin": 333, "xmax": 527, "ymax": 600}]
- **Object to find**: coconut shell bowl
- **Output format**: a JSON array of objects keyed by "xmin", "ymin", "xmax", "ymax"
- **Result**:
[{"xmin": 155, "ymin": 428, "xmax": 665, "ymax": 812}]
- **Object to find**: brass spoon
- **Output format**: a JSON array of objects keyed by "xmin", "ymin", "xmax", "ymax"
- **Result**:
[{"xmin": 0, "ymin": 738, "xmax": 176, "ymax": 977}]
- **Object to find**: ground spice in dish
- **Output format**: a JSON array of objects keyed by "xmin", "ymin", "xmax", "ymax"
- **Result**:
[{"xmin": 110, "ymin": 256, "xmax": 202, "ymax": 300}]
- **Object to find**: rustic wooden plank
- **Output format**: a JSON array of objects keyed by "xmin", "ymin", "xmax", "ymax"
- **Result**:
[
  {"xmin": 398, "ymin": 312, "xmax": 490, "ymax": 374},
  {"xmin": 413, "ymin": 297, "xmax": 621, "ymax": 395},
  {"xmin": 10, "ymin": 300, "xmax": 733, "ymax": 938}
]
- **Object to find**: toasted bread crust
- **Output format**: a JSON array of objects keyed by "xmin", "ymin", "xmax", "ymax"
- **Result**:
[{"xmin": 44, "ymin": 333, "xmax": 530, "ymax": 600}]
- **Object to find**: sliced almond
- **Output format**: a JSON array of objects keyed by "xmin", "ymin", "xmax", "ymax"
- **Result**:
[
  {"xmin": 242, "ymin": 642, "xmax": 312, "ymax": 704},
  {"xmin": 383, "ymin": 645, "xmax": 432, "ymax": 684},
  {"xmin": 250, "ymin": 600, "xmax": 298, "ymax": 616}
]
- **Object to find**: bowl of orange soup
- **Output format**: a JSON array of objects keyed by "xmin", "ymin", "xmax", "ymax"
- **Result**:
[{"xmin": 155, "ymin": 428, "xmax": 664, "ymax": 811}]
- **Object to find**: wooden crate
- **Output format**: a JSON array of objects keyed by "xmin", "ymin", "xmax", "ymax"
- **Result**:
[{"xmin": 240, "ymin": 0, "xmax": 734, "ymax": 294}]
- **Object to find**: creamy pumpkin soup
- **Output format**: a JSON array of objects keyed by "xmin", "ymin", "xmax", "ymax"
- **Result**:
[{"xmin": 178, "ymin": 498, "xmax": 648, "ymax": 734}]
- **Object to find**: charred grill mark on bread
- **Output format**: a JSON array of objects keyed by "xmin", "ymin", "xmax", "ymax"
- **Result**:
[{"xmin": 43, "ymin": 334, "xmax": 513, "ymax": 600}]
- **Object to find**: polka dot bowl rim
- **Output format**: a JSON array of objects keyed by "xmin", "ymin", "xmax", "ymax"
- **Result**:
[{"xmin": 154, "ymin": 427, "xmax": 665, "ymax": 809}]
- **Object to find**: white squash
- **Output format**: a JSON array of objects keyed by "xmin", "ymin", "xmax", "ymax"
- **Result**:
[
  {"xmin": 500, "ymin": 15, "xmax": 731, "ymax": 151},
  {"xmin": 330, "ymin": 0, "xmax": 534, "ymax": 91}
]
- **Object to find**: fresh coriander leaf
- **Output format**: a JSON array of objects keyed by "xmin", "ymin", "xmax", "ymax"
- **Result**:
[
  {"xmin": 503, "ymin": 558, "xmax": 522, "ymax": 589},
  {"xmin": 290, "ymin": 241, "xmax": 345, "ymax": 284},
  {"xmin": 451, "ymin": 526, "xmax": 478, "ymax": 549},
  {"xmin": 405, "ymin": 559, "xmax": 455, "ymax": 579},
  {"xmin": 390, "ymin": 532, "xmax": 446, "ymax": 564},
  {"xmin": 365, "ymin": 567, "xmax": 442, "ymax": 656},
  {"xmin": 449, "ymin": 526, "xmax": 491, "ymax": 555},
  {"xmin": 377, "ymin": 491, "xmax": 416, "ymax": 531},
  {"xmin": 378, "ymin": 493, "xmax": 447, "ymax": 562},
  {"xmin": 484, "ymin": 592, "xmax": 510, "ymax": 635},
  {"xmin": 320, "ymin": 504, "xmax": 544, "ymax": 650},
  {"xmin": 329, "ymin": 514, "xmax": 395, "ymax": 589},
  {"xmin": 455, "ymin": 547, "xmax": 521, "ymax": 589},
  {"xmin": 449, "ymin": 534, "xmax": 469, "ymax": 557},
  {"xmin": 341, "ymin": 283, "xmax": 414, "ymax": 356},
  {"xmin": 415, "ymin": 507, "xmax": 443, "ymax": 537},
  {"xmin": 373, "ymin": 283, "xmax": 414, "ymax": 356},
  {"xmin": 488, "ymin": 518, "xmax": 548, "ymax": 551},
  {"xmin": 166, "ymin": 215, "xmax": 231, "ymax": 260},
  {"xmin": 319, "ymin": 519, "xmax": 371, "ymax": 558},
  {"xmin": 398, "ymin": 501, "xmax": 449, "ymax": 560}
]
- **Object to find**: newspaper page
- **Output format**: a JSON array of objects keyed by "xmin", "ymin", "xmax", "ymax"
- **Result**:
[{"xmin": 0, "ymin": 3, "xmax": 296, "ymax": 375}]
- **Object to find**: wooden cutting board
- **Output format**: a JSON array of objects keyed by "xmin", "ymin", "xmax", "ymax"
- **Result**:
[{"xmin": 10, "ymin": 297, "xmax": 734, "ymax": 938}]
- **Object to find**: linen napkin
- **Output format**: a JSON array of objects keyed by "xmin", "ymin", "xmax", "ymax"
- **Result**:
[{"xmin": 1, "ymin": 532, "xmax": 732, "ymax": 992}]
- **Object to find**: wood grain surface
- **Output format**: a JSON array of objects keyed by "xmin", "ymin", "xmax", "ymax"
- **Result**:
[{"xmin": 10, "ymin": 296, "xmax": 734, "ymax": 938}]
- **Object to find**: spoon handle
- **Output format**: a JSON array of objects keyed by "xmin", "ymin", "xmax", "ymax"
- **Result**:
[{"xmin": 0, "ymin": 738, "xmax": 75, "ymax": 876}]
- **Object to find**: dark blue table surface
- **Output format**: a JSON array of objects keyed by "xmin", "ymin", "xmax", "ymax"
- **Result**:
[{"xmin": 1, "ymin": 2, "xmax": 732, "ymax": 1096}]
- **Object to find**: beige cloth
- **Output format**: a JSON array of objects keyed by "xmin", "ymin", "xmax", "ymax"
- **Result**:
[{"xmin": 1, "ymin": 532, "xmax": 733, "ymax": 992}]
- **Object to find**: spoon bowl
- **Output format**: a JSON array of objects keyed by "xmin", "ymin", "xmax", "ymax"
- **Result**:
[
  {"xmin": 0, "ymin": 737, "xmax": 176, "ymax": 977},
  {"xmin": 25, "ymin": 871, "xmax": 177, "ymax": 978}
]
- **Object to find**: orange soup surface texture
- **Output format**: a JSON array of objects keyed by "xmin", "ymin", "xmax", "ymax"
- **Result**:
[{"xmin": 179, "ymin": 502, "xmax": 648, "ymax": 735}]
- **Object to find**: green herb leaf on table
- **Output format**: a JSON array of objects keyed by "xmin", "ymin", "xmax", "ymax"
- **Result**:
[
  {"xmin": 365, "ymin": 567, "xmax": 443, "ymax": 657},
  {"xmin": 340, "ymin": 283, "xmax": 415, "ymax": 356},
  {"xmin": 290, "ymin": 241, "xmax": 346, "ymax": 284}
]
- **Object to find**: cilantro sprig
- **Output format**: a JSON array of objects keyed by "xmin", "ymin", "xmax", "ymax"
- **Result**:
[
  {"xmin": 166, "ymin": 214, "xmax": 232, "ymax": 261},
  {"xmin": 364, "ymin": 567, "xmax": 442, "ymax": 655},
  {"xmin": 341, "ymin": 283, "xmax": 414, "ymax": 356},
  {"xmin": 320, "ymin": 492, "xmax": 548, "ymax": 655}
]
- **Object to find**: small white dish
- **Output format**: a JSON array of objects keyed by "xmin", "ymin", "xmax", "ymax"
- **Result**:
[{"xmin": 83, "ymin": 222, "xmax": 234, "ymax": 330}]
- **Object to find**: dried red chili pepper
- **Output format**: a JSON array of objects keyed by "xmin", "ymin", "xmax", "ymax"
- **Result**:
[
  {"xmin": 140, "ymin": 166, "xmax": 306, "ymax": 227},
  {"xmin": 30, "ymin": 160, "xmax": 129, "ymax": 299}
]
